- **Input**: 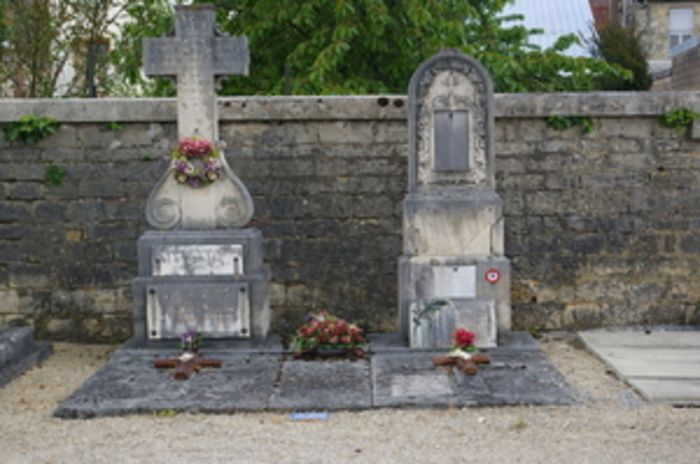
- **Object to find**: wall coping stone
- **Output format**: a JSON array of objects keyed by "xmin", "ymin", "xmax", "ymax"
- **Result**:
[{"xmin": 0, "ymin": 92, "xmax": 699, "ymax": 123}]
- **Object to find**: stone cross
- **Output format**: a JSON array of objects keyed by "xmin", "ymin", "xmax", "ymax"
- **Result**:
[
  {"xmin": 144, "ymin": 4, "xmax": 249, "ymax": 141},
  {"xmin": 141, "ymin": 4, "xmax": 255, "ymax": 230}
]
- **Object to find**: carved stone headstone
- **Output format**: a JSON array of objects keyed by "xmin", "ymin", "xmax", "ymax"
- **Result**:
[
  {"xmin": 132, "ymin": 5, "xmax": 270, "ymax": 344},
  {"xmin": 398, "ymin": 50, "xmax": 511, "ymax": 349},
  {"xmin": 143, "ymin": 4, "xmax": 253, "ymax": 230}
]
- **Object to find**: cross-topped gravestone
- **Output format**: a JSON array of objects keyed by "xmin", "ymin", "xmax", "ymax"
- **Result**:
[
  {"xmin": 132, "ymin": 4, "xmax": 271, "ymax": 346},
  {"xmin": 144, "ymin": 4, "xmax": 248, "ymax": 141},
  {"xmin": 142, "ymin": 4, "xmax": 254, "ymax": 230}
]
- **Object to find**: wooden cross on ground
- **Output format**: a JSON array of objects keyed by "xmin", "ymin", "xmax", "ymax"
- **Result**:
[
  {"xmin": 153, "ymin": 352, "xmax": 223, "ymax": 380},
  {"xmin": 143, "ymin": 4, "xmax": 249, "ymax": 141},
  {"xmin": 432, "ymin": 352, "xmax": 492, "ymax": 375}
]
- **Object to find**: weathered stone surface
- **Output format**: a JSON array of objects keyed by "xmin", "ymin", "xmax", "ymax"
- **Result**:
[
  {"xmin": 143, "ymin": 5, "xmax": 253, "ymax": 230},
  {"xmin": 54, "ymin": 350, "xmax": 281, "ymax": 418},
  {"xmin": 0, "ymin": 93, "xmax": 700, "ymax": 340},
  {"xmin": 580, "ymin": 328, "xmax": 700, "ymax": 406},
  {"xmin": 372, "ymin": 343, "xmax": 577, "ymax": 408},
  {"xmin": 400, "ymin": 51, "xmax": 510, "ymax": 348},
  {"xmin": 269, "ymin": 359, "xmax": 372, "ymax": 410},
  {"xmin": 54, "ymin": 332, "xmax": 575, "ymax": 416},
  {"xmin": 0, "ymin": 327, "xmax": 53, "ymax": 387}
]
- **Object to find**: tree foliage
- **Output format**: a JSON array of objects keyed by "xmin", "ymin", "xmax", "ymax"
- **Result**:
[
  {"xmin": 0, "ymin": 0, "xmax": 126, "ymax": 97},
  {"xmin": 112, "ymin": 0, "xmax": 630, "ymax": 96},
  {"xmin": 587, "ymin": 22, "xmax": 652, "ymax": 91}
]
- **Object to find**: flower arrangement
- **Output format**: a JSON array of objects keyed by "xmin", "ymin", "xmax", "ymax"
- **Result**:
[
  {"xmin": 452, "ymin": 327, "xmax": 477, "ymax": 353},
  {"xmin": 431, "ymin": 327, "xmax": 491, "ymax": 375},
  {"xmin": 290, "ymin": 311, "xmax": 366, "ymax": 357},
  {"xmin": 180, "ymin": 329, "xmax": 202, "ymax": 353},
  {"xmin": 170, "ymin": 137, "xmax": 223, "ymax": 188}
]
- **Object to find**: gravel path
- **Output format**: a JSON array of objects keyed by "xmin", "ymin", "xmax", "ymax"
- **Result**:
[{"xmin": 1, "ymin": 338, "xmax": 699, "ymax": 463}]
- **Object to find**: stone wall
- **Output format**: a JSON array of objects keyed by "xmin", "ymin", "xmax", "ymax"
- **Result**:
[{"xmin": 1, "ymin": 93, "xmax": 700, "ymax": 341}]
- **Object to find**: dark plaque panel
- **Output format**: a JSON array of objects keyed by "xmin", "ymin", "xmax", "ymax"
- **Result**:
[{"xmin": 434, "ymin": 110, "xmax": 469, "ymax": 171}]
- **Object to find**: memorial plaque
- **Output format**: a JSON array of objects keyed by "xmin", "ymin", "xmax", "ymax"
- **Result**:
[
  {"xmin": 434, "ymin": 110, "xmax": 469, "ymax": 171},
  {"xmin": 152, "ymin": 244, "xmax": 244, "ymax": 276},
  {"xmin": 410, "ymin": 298, "xmax": 496, "ymax": 348},
  {"xmin": 432, "ymin": 265, "xmax": 477, "ymax": 298},
  {"xmin": 146, "ymin": 282, "xmax": 250, "ymax": 339}
]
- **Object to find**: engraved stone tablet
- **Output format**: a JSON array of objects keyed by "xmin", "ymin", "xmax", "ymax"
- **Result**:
[
  {"xmin": 152, "ymin": 244, "xmax": 244, "ymax": 276},
  {"xmin": 434, "ymin": 110, "xmax": 469, "ymax": 171},
  {"xmin": 410, "ymin": 297, "xmax": 496, "ymax": 348},
  {"xmin": 432, "ymin": 265, "xmax": 477, "ymax": 298},
  {"xmin": 146, "ymin": 282, "xmax": 250, "ymax": 339}
]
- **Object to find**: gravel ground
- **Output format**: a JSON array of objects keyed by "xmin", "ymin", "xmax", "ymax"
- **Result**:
[{"xmin": 1, "ymin": 338, "xmax": 699, "ymax": 464}]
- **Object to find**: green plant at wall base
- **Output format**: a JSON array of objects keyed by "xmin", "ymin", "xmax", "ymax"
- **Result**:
[
  {"xmin": 107, "ymin": 121, "xmax": 123, "ymax": 131},
  {"xmin": 545, "ymin": 116, "xmax": 594, "ymax": 134},
  {"xmin": 3, "ymin": 115, "xmax": 60, "ymax": 144},
  {"xmin": 44, "ymin": 162, "xmax": 66, "ymax": 186},
  {"xmin": 660, "ymin": 108, "xmax": 700, "ymax": 133}
]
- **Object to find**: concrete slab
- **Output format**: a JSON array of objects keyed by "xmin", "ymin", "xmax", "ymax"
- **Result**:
[
  {"xmin": 579, "ymin": 328, "xmax": 700, "ymax": 406},
  {"xmin": 628, "ymin": 379, "xmax": 700, "ymax": 405},
  {"xmin": 269, "ymin": 359, "xmax": 371, "ymax": 410}
]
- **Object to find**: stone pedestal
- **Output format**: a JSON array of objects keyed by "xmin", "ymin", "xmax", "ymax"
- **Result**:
[
  {"xmin": 399, "ymin": 50, "xmax": 511, "ymax": 349},
  {"xmin": 132, "ymin": 230, "xmax": 270, "ymax": 344}
]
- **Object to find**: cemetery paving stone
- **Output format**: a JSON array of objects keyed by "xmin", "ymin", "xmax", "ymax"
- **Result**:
[
  {"xmin": 54, "ymin": 332, "xmax": 578, "ymax": 417},
  {"xmin": 580, "ymin": 328, "xmax": 700, "ymax": 406},
  {"xmin": 269, "ymin": 358, "xmax": 372, "ymax": 410}
]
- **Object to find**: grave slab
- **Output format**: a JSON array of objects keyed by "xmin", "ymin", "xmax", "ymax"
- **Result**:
[
  {"xmin": 55, "ymin": 332, "xmax": 576, "ymax": 418},
  {"xmin": 54, "ymin": 349, "xmax": 281, "ymax": 418},
  {"xmin": 372, "ymin": 347, "xmax": 577, "ymax": 408},
  {"xmin": 579, "ymin": 328, "xmax": 700, "ymax": 406},
  {"xmin": 269, "ymin": 359, "xmax": 372, "ymax": 410},
  {"xmin": 0, "ymin": 327, "xmax": 52, "ymax": 387}
]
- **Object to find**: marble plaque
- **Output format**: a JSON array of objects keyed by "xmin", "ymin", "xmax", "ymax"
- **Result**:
[
  {"xmin": 146, "ymin": 282, "xmax": 250, "ymax": 339},
  {"xmin": 152, "ymin": 244, "xmax": 244, "ymax": 276},
  {"xmin": 410, "ymin": 297, "xmax": 496, "ymax": 348},
  {"xmin": 432, "ymin": 265, "xmax": 476, "ymax": 298}
]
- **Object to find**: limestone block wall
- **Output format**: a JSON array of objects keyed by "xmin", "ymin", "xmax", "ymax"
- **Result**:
[{"xmin": 0, "ymin": 93, "xmax": 699, "ymax": 341}]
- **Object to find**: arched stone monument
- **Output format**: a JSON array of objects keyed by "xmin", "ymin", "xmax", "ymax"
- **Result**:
[{"xmin": 399, "ymin": 50, "xmax": 511, "ymax": 348}]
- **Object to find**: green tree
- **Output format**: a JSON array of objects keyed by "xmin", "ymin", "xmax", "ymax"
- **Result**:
[
  {"xmin": 587, "ymin": 22, "xmax": 652, "ymax": 91},
  {"xmin": 0, "ymin": 0, "xmax": 126, "ymax": 97},
  {"xmin": 113, "ymin": 0, "xmax": 629, "ymax": 95}
]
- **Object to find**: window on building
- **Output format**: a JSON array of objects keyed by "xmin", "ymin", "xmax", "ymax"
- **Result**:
[{"xmin": 669, "ymin": 8, "xmax": 694, "ymax": 51}]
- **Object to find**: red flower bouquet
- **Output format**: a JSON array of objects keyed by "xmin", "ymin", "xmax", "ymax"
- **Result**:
[
  {"xmin": 452, "ymin": 327, "xmax": 477, "ymax": 353},
  {"xmin": 291, "ymin": 311, "xmax": 366, "ymax": 358}
]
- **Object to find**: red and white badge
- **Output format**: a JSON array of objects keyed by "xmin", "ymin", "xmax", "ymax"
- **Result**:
[{"xmin": 484, "ymin": 268, "xmax": 501, "ymax": 285}]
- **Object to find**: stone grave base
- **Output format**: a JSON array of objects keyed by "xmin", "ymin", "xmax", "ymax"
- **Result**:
[
  {"xmin": 0, "ymin": 327, "xmax": 53, "ymax": 387},
  {"xmin": 54, "ymin": 332, "xmax": 577, "ymax": 419}
]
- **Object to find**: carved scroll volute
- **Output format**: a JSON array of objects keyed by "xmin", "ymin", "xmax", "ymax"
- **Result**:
[{"xmin": 145, "ymin": 152, "xmax": 254, "ymax": 230}]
